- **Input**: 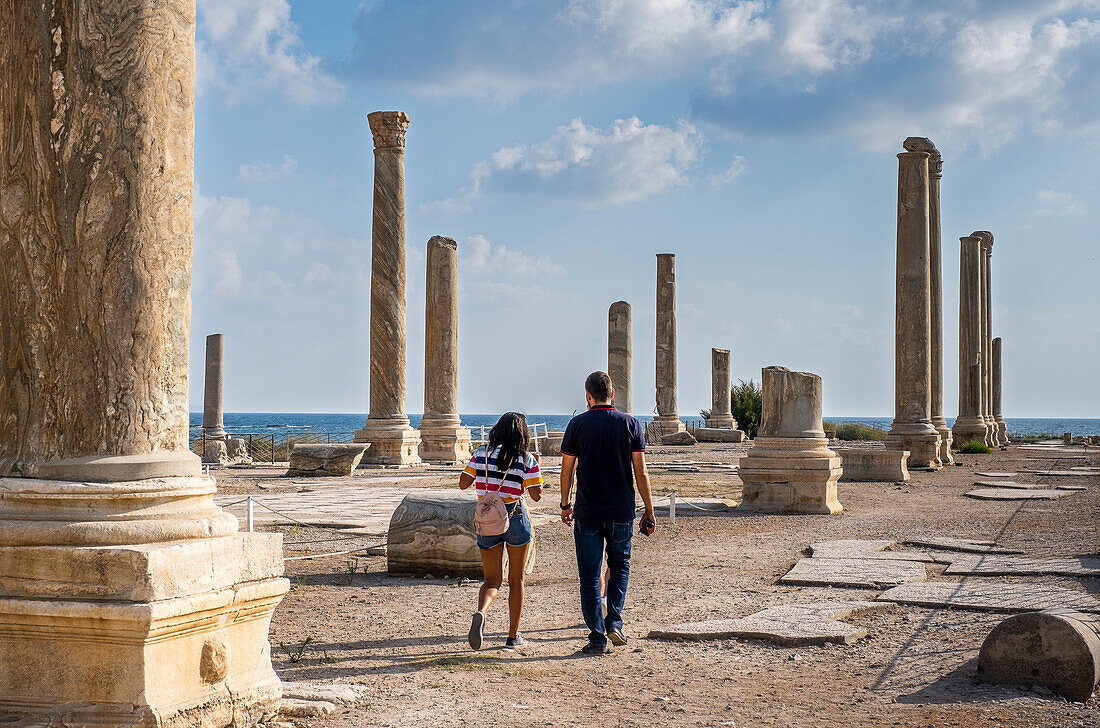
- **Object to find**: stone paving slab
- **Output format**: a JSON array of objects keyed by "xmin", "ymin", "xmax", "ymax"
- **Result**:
[
  {"xmin": 965, "ymin": 488, "xmax": 1069, "ymax": 500},
  {"xmin": 648, "ymin": 600, "xmax": 894, "ymax": 646},
  {"xmin": 975, "ymin": 472, "xmax": 1016, "ymax": 478},
  {"xmin": 973, "ymin": 481, "xmax": 1086, "ymax": 491},
  {"xmin": 878, "ymin": 582, "xmax": 1100, "ymax": 614},
  {"xmin": 809, "ymin": 540, "xmax": 933, "ymax": 562},
  {"xmin": 903, "ymin": 537, "xmax": 1022, "ymax": 555},
  {"xmin": 653, "ymin": 497, "xmax": 738, "ymax": 515},
  {"xmin": 1020, "ymin": 470, "xmax": 1097, "ymax": 477},
  {"xmin": 943, "ymin": 554, "xmax": 1100, "ymax": 578},
  {"xmin": 779, "ymin": 557, "xmax": 928, "ymax": 588}
]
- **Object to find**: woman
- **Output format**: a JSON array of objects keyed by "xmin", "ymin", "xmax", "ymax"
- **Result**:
[{"xmin": 459, "ymin": 412, "xmax": 543, "ymax": 649}]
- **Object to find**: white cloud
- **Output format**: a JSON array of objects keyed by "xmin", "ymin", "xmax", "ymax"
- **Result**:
[
  {"xmin": 418, "ymin": 197, "xmax": 473, "ymax": 216},
  {"xmin": 197, "ymin": 0, "xmax": 344, "ymax": 105},
  {"xmin": 461, "ymin": 235, "xmax": 565, "ymax": 278},
  {"xmin": 238, "ymin": 155, "xmax": 298, "ymax": 183},
  {"xmin": 1037, "ymin": 188, "xmax": 1084, "ymax": 214},
  {"xmin": 708, "ymin": 155, "xmax": 748, "ymax": 184},
  {"xmin": 468, "ymin": 117, "xmax": 704, "ymax": 205}
]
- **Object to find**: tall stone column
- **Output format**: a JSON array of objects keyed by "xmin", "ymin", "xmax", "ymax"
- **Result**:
[
  {"xmin": 608, "ymin": 301, "xmax": 633, "ymax": 414},
  {"xmin": 884, "ymin": 148, "xmax": 942, "ymax": 469},
  {"xmin": 653, "ymin": 253, "xmax": 684, "ymax": 436},
  {"xmin": 355, "ymin": 111, "xmax": 422, "ymax": 466},
  {"xmin": 705, "ymin": 349, "xmax": 736, "ymax": 429},
  {"xmin": 905, "ymin": 138, "xmax": 953, "ymax": 464},
  {"xmin": 738, "ymin": 367, "xmax": 843, "ymax": 514},
  {"xmin": 418, "ymin": 236, "xmax": 471, "ymax": 464},
  {"xmin": 975, "ymin": 231, "xmax": 996, "ymax": 446},
  {"xmin": 993, "ymin": 337, "xmax": 1008, "ymax": 445},
  {"xmin": 952, "ymin": 236, "xmax": 987, "ymax": 445},
  {"xmin": 200, "ymin": 333, "xmax": 229, "ymax": 464},
  {"xmin": 0, "ymin": 3, "xmax": 286, "ymax": 725}
]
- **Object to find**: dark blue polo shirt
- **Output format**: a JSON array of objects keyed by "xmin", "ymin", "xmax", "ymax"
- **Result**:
[{"xmin": 560, "ymin": 405, "xmax": 646, "ymax": 524}]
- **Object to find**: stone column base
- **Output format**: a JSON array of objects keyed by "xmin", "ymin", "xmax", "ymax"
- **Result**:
[
  {"xmin": 355, "ymin": 419, "xmax": 423, "ymax": 467},
  {"xmin": 932, "ymin": 419, "xmax": 954, "ymax": 465},
  {"xmin": 995, "ymin": 418, "xmax": 1008, "ymax": 446},
  {"xmin": 417, "ymin": 420, "xmax": 472, "ymax": 465},
  {"xmin": 649, "ymin": 416, "xmax": 685, "ymax": 438},
  {"xmin": 884, "ymin": 425, "xmax": 942, "ymax": 470},
  {"xmin": 737, "ymin": 437, "xmax": 843, "ymax": 515},
  {"xmin": 952, "ymin": 418, "xmax": 988, "ymax": 447},
  {"xmin": 0, "ymin": 534, "xmax": 288, "ymax": 728},
  {"xmin": 704, "ymin": 415, "xmax": 737, "ymax": 429}
]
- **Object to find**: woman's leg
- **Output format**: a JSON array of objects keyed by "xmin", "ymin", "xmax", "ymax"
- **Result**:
[
  {"xmin": 477, "ymin": 544, "xmax": 504, "ymax": 613},
  {"xmin": 505, "ymin": 542, "xmax": 531, "ymax": 638}
]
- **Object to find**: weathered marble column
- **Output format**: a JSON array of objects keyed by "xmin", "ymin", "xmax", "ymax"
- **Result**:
[
  {"xmin": 976, "ymin": 231, "xmax": 996, "ymax": 446},
  {"xmin": 199, "ymin": 333, "xmax": 229, "ymax": 464},
  {"xmin": 952, "ymin": 236, "xmax": 988, "ymax": 445},
  {"xmin": 0, "ymin": 3, "xmax": 286, "ymax": 725},
  {"xmin": 653, "ymin": 253, "xmax": 685, "ymax": 436},
  {"xmin": 418, "ymin": 236, "xmax": 471, "ymax": 464},
  {"xmin": 993, "ymin": 337, "xmax": 1008, "ymax": 445},
  {"xmin": 738, "ymin": 367, "xmax": 843, "ymax": 514},
  {"xmin": 355, "ymin": 111, "xmax": 422, "ymax": 466},
  {"xmin": 608, "ymin": 301, "xmax": 633, "ymax": 414},
  {"xmin": 905, "ymin": 138, "xmax": 953, "ymax": 464},
  {"xmin": 884, "ymin": 148, "xmax": 942, "ymax": 469},
  {"xmin": 705, "ymin": 349, "xmax": 736, "ymax": 429}
]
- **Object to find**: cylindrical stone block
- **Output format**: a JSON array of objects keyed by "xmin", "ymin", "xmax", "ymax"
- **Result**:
[
  {"xmin": 993, "ymin": 336, "xmax": 1007, "ymax": 445},
  {"xmin": 203, "ymin": 334, "xmax": 226, "ymax": 438},
  {"xmin": 0, "ymin": 0, "xmax": 198, "ymax": 480},
  {"xmin": 608, "ymin": 301, "xmax": 632, "ymax": 414},
  {"xmin": 653, "ymin": 254, "xmax": 683, "ymax": 435},
  {"xmin": 758, "ymin": 366, "xmax": 824, "ymax": 439},
  {"xmin": 885, "ymin": 150, "xmax": 941, "ymax": 469},
  {"xmin": 706, "ymin": 349, "xmax": 735, "ymax": 429}
]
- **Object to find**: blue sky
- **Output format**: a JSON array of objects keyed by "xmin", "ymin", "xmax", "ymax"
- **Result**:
[{"xmin": 190, "ymin": 0, "xmax": 1100, "ymax": 418}]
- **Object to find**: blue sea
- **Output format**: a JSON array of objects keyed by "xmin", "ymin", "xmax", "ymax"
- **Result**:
[{"xmin": 190, "ymin": 413, "xmax": 1100, "ymax": 439}]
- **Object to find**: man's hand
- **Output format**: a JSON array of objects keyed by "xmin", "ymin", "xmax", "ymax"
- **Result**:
[
  {"xmin": 639, "ymin": 510, "xmax": 656, "ymax": 536},
  {"xmin": 561, "ymin": 506, "xmax": 574, "ymax": 526}
]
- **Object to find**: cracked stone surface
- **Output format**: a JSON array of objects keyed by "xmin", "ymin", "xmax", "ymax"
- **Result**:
[
  {"xmin": 903, "ymin": 537, "xmax": 1022, "ymax": 554},
  {"xmin": 943, "ymin": 554, "xmax": 1100, "ymax": 577},
  {"xmin": 973, "ymin": 481, "xmax": 1086, "ymax": 491},
  {"xmin": 809, "ymin": 540, "xmax": 933, "ymax": 562},
  {"xmin": 282, "ymin": 682, "xmax": 369, "ymax": 705},
  {"xmin": 648, "ymin": 600, "xmax": 895, "ymax": 646},
  {"xmin": 1020, "ymin": 470, "xmax": 1097, "ymax": 477},
  {"xmin": 878, "ymin": 582, "xmax": 1100, "ymax": 614},
  {"xmin": 965, "ymin": 488, "xmax": 1069, "ymax": 500},
  {"xmin": 975, "ymin": 472, "xmax": 1016, "ymax": 477},
  {"xmin": 779, "ymin": 557, "xmax": 928, "ymax": 588}
]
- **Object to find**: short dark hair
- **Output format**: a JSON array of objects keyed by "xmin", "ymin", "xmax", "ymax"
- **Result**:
[{"xmin": 585, "ymin": 371, "xmax": 613, "ymax": 402}]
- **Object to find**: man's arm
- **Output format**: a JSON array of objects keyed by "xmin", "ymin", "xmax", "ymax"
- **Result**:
[
  {"xmin": 632, "ymin": 451, "xmax": 655, "ymax": 526},
  {"xmin": 559, "ymin": 453, "xmax": 577, "ymax": 525}
]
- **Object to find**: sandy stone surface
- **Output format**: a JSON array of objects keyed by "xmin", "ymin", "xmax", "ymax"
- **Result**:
[
  {"xmin": 649, "ymin": 600, "xmax": 895, "ymax": 645},
  {"xmin": 211, "ymin": 443, "xmax": 1099, "ymax": 727},
  {"xmin": 879, "ymin": 582, "xmax": 1100, "ymax": 614}
]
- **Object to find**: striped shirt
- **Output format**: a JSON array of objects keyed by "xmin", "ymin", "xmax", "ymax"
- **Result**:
[{"xmin": 463, "ymin": 446, "xmax": 543, "ymax": 504}]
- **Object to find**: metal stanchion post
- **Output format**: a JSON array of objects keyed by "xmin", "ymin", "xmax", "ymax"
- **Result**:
[
  {"xmin": 246, "ymin": 496, "xmax": 254, "ymax": 533},
  {"xmin": 669, "ymin": 492, "xmax": 677, "ymax": 525}
]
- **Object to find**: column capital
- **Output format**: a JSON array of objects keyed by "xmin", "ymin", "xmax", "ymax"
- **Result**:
[
  {"xmin": 427, "ymin": 234, "xmax": 458, "ymax": 251},
  {"xmin": 903, "ymin": 137, "xmax": 941, "ymax": 175},
  {"xmin": 971, "ymin": 230, "xmax": 994, "ymax": 254},
  {"xmin": 368, "ymin": 111, "xmax": 410, "ymax": 150}
]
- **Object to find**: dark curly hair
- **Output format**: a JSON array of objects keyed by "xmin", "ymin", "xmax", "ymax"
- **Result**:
[{"xmin": 487, "ymin": 412, "xmax": 529, "ymax": 473}]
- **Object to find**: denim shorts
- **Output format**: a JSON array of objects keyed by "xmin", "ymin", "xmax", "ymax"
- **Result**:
[{"xmin": 476, "ymin": 502, "xmax": 532, "ymax": 550}]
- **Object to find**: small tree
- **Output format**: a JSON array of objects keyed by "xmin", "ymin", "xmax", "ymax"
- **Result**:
[{"xmin": 731, "ymin": 378, "xmax": 762, "ymax": 439}]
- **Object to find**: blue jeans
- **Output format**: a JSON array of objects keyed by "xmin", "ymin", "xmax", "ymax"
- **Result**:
[{"xmin": 574, "ymin": 519, "xmax": 633, "ymax": 648}]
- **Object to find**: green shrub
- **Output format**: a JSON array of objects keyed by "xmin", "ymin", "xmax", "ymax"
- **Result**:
[
  {"xmin": 958, "ymin": 441, "xmax": 992, "ymax": 454},
  {"xmin": 731, "ymin": 379, "xmax": 762, "ymax": 439},
  {"xmin": 836, "ymin": 423, "xmax": 886, "ymax": 441}
]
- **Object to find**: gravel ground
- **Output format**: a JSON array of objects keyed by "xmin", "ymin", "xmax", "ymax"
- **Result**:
[{"xmin": 221, "ymin": 444, "xmax": 1100, "ymax": 727}]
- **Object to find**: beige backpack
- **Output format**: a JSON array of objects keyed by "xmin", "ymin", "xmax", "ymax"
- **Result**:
[{"xmin": 473, "ymin": 446, "xmax": 511, "ymax": 537}]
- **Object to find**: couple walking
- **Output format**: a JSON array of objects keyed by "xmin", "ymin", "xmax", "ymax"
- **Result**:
[{"xmin": 458, "ymin": 371, "xmax": 656, "ymax": 655}]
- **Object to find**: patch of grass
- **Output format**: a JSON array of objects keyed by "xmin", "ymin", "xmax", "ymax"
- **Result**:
[
  {"xmin": 414, "ymin": 655, "xmax": 542, "ymax": 677},
  {"xmin": 958, "ymin": 441, "xmax": 992, "ymax": 454},
  {"xmin": 823, "ymin": 421, "xmax": 887, "ymax": 441},
  {"xmin": 279, "ymin": 637, "xmax": 312, "ymax": 663}
]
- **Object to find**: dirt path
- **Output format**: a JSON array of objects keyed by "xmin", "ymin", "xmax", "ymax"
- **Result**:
[{"xmin": 239, "ymin": 444, "xmax": 1100, "ymax": 727}]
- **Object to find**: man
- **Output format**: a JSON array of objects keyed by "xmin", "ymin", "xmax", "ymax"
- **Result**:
[{"xmin": 560, "ymin": 371, "xmax": 656, "ymax": 655}]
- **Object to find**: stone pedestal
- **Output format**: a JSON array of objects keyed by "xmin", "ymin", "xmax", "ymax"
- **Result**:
[
  {"xmin": 952, "ymin": 235, "xmax": 988, "ymax": 446},
  {"xmin": 355, "ymin": 111, "xmax": 421, "ymax": 466},
  {"xmin": 705, "ymin": 348, "xmax": 739, "ymax": 430},
  {"xmin": 653, "ymin": 254, "xmax": 684, "ymax": 437},
  {"xmin": 835, "ymin": 448, "xmax": 910, "ymax": 482},
  {"xmin": 885, "ymin": 148, "xmax": 941, "ymax": 470},
  {"xmin": 0, "ymin": 3, "xmax": 286, "ymax": 725},
  {"xmin": 608, "ymin": 301, "xmax": 633, "ymax": 414},
  {"xmin": 905, "ymin": 138, "xmax": 953, "ymax": 465},
  {"xmin": 737, "ymin": 367, "xmax": 843, "ymax": 515},
  {"xmin": 993, "ymin": 337, "xmax": 1008, "ymax": 445},
  {"xmin": 418, "ymin": 236, "xmax": 471, "ymax": 464}
]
